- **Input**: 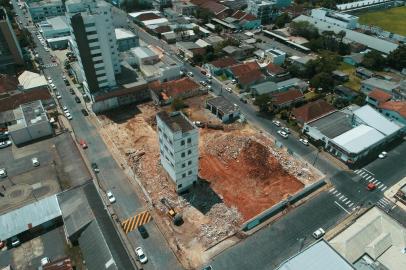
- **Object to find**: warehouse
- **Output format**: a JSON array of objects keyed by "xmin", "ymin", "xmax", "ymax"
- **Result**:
[{"xmin": 206, "ymin": 96, "xmax": 240, "ymax": 123}]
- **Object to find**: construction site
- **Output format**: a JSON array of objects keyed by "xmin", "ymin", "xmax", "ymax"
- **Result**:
[{"xmin": 97, "ymin": 95, "xmax": 322, "ymax": 268}]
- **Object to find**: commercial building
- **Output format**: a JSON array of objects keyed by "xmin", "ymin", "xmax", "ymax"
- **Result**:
[
  {"xmin": 156, "ymin": 111, "xmax": 199, "ymax": 193},
  {"xmin": 38, "ymin": 16, "xmax": 70, "ymax": 39},
  {"xmin": 26, "ymin": 0, "xmax": 66, "ymax": 23},
  {"xmin": 378, "ymin": 101, "xmax": 406, "ymax": 125},
  {"xmin": 66, "ymin": 0, "xmax": 121, "ymax": 100},
  {"xmin": 18, "ymin": 70, "xmax": 48, "ymax": 91},
  {"xmin": 173, "ymin": 1, "xmax": 197, "ymax": 16},
  {"xmin": 365, "ymin": 89, "xmax": 392, "ymax": 107},
  {"xmin": 139, "ymin": 54, "xmax": 182, "ymax": 82},
  {"xmin": 0, "ymin": 8, "xmax": 24, "ymax": 73},
  {"xmin": 8, "ymin": 100, "xmax": 53, "ymax": 145},
  {"xmin": 311, "ymin": 8, "xmax": 359, "ymax": 29},
  {"xmin": 115, "ymin": 28, "xmax": 138, "ymax": 52},
  {"xmin": 206, "ymin": 96, "xmax": 240, "ymax": 122},
  {"xmin": 293, "ymin": 99, "xmax": 336, "ymax": 126},
  {"xmin": 336, "ymin": 0, "xmax": 396, "ymax": 12},
  {"xmin": 131, "ymin": 46, "xmax": 159, "ymax": 66}
]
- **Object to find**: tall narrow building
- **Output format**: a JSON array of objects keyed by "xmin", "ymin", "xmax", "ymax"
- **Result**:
[
  {"xmin": 156, "ymin": 111, "xmax": 199, "ymax": 193},
  {"xmin": 0, "ymin": 7, "xmax": 24, "ymax": 73},
  {"xmin": 66, "ymin": 0, "xmax": 120, "ymax": 99}
]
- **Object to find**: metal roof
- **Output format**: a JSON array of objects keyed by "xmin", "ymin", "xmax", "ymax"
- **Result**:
[
  {"xmin": 0, "ymin": 195, "xmax": 61, "ymax": 240},
  {"xmin": 293, "ymin": 15, "xmax": 398, "ymax": 54},
  {"xmin": 354, "ymin": 105, "xmax": 402, "ymax": 136},
  {"xmin": 332, "ymin": 124, "xmax": 384, "ymax": 154},
  {"xmin": 276, "ymin": 240, "xmax": 355, "ymax": 270},
  {"xmin": 362, "ymin": 77, "xmax": 399, "ymax": 92},
  {"xmin": 308, "ymin": 110, "xmax": 353, "ymax": 139}
]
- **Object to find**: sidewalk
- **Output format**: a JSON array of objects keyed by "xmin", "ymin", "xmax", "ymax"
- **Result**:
[{"xmin": 384, "ymin": 176, "xmax": 406, "ymax": 211}]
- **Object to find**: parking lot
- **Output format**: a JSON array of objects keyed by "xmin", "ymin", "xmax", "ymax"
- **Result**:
[{"xmin": 0, "ymin": 226, "xmax": 68, "ymax": 270}]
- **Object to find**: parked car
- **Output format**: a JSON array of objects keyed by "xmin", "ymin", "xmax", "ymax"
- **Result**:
[
  {"xmin": 81, "ymin": 109, "xmax": 89, "ymax": 116},
  {"xmin": 135, "ymin": 247, "xmax": 148, "ymax": 264},
  {"xmin": 10, "ymin": 236, "xmax": 20, "ymax": 247},
  {"xmin": 32, "ymin": 157, "xmax": 40, "ymax": 167},
  {"xmin": 107, "ymin": 191, "xmax": 116, "ymax": 203},
  {"xmin": 0, "ymin": 140, "xmax": 12, "ymax": 149},
  {"xmin": 281, "ymin": 127, "xmax": 290, "ymax": 134},
  {"xmin": 40, "ymin": 257, "xmax": 50, "ymax": 266},
  {"xmin": 378, "ymin": 151, "xmax": 387, "ymax": 159},
  {"xmin": 138, "ymin": 225, "xmax": 149, "ymax": 239},
  {"xmin": 202, "ymin": 266, "xmax": 213, "ymax": 270},
  {"xmin": 187, "ymin": 72, "xmax": 193, "ymax": 77},
  {"xmin": 277, "ymin": 130, "xmax": 288, "ymax": 139},
  {"xmin": 231, "ymin": 79, "xmax": 237, "ymax": 84},
  {"xmin": 226, "ymin": 87, "xmax": 232, "ymax": 93},
  {"xmin": 206, "ymin": 73, "xmax": 212, "ymax": 79},
  {"xmin": 56, "ymin": 92, "xmax": 61, "ymax": 99},
  {"xmin": 0, "ymin": 168, "xmax": 7, "ymax": 178},
  {"xmin": 69, "ymin": 89, "xmax": 75, "ymax": 95},
  {"xmin": 91, "ymin": 162, "xmax": 100, "ymax": 173},
  {"xmin": 312, "ymin": 228, "xmax": 325, "ymax": 239},
  {"xmin": 47, "ymin": 77, "xmax": 52, "ymax": 83},
  {"xmin": 299, "ymin": 138, "xmax": 309, "ymax": 146},
  {"xmin": 65, "ymin": 112, "xmax": 72, "ymax": 120},
  {"xmin": 272, "ymin": 120, "xmax": 281, "ymax": 127},
  {"xmin": 62, "ymin": 106, "xmax": 69, "ymax": 113},
  {"xmin": 74, "ymin": 96, "xmax": 81, "ymax": 103},
  {"xmin": 79, "ymin": 140, "xmax": 88, "ymax": 149}
]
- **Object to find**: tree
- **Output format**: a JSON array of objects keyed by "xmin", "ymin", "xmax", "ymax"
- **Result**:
[
  {"xmin": 290, "ymin": 21, "xmax": 319, "ymax": 40},
  {"xmin": 274, "ymin": 13, "xmax": 291, "ymax": 28},
  {"xmin": 387, "ymin": 45, "xmax": 406, "ymax": 71},
  {"xmin": 304, "ymin": 51, "xmax": 339, "ymax": 78},
  {"xmin": 362, "ymin": 50, "xmax": 386, "ymax": 71},
  {"xmin": 310, "ymin": 72, "xmax": 335, "ymax": 92},
  {"xmin": 171, "ymin": 98, "xmax": 186, "ymax": 111},
  {"xmin": 254, "ymin": 94, "xmax": 272, "ymax": 112}
]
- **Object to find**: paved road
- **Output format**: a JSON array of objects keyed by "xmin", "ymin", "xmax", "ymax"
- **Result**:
[{"xmin": 12, "ymin": 2, "xmax": 182, "ymax": 270}]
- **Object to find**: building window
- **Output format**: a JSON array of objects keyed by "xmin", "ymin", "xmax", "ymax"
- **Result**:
[
  {"xmin": 182, "ymin": 163, "xmax": 185, "ymax": 168},
  {"xmin": 89, "ymin": 45, "xmax": 100, "ymax": 50},
  {"xmin": 188, "ymin": 170, "xmax": 192, "ymax": 175},
  {"xmin": 181, "ymin": 140, "xmax": 185, "ymax": 146},
  {"xmin": 98, "ymin": 79, "xmax": 108, "ymax": 84},
  {"xmin": 181, "ymin": 152, "xmax": 185, "ymax": 157},
  {"xmin": 95, "ymin": 66, "xmax": 104, "ymax": 71},
  {"xmin": 85, "ymin": 23, "xmax": 95, "ymax": 27},
  {"xmin": 92, "ymin": 53, "xmax": 102, "ymax": 57},
  {"xmin": 178, "ymin": 184, "xmax": 183, "ymax": 188},
  {"xmin": 96, "ymin": 73, "xmax": 106, "ymax": 78},
  {"xmin": 182, "ymin": 173, "xmax": 186, "ymax": 178},
  {"xmin": 188, "ymin": 150, "xmax": 191, "ymax": 155},
  {"xmin": 187, "ymin": 138, "xmax": 191, "ymax": 143},
  {"xmin": 87, "ymin": 30, "xmax": 97, "ymax": 35},
  {"xmin": 88, "ymin": 38, "xmax": 98, "ymax": 43},
  {"xmin": 188, "ymin": 160, "xmax": 192, "ymax": 165}
]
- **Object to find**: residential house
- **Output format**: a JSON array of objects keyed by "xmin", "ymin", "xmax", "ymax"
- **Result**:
[
  {"xmin": 289, "ymin": 55, "xmax": 318, "ymax": 71},
  {"xmin": 150, "ymin": 77, "xmax": 202, "ymax": 105},
  {"xmin": 343, "ymin": 53, "xmax": 364, "ymax": 66},
  {"xmin": 206, "ymin": 96, "xmax": 240, "ymax": 122},
  {"xmin": 332, "ymin": 70, "xmax": 349, "ymax": 82},
  {"xmin": 229, "ymin": 61, "xmax": 266, "ymax": 90},
  {"xmin": 334, "ymin": 85, "xmax": 359, "ymax": 101},
  {"xmin": 173, "ymin": 1, "xmax": 197, "ymax": 16},
  {"xmin": 276, "ymin": 78, "xmax": 308, "ymax": 93},
  {"xmin": 230, "ymin": 10, "xmax": 261, "ymax": 30},
  {"xmin": 203, "ymin": 57, "xmax": 238, "ymax": 76},
  {"xmin": 265, "ymin": 63, "xmax": 290, "ymax": 82},
  {"xmin": 355, "ymin": 67, "xmax": 374, "ymax": 79},
  {"xmin": 361, "ymin": 77, "xmax": 400, "ymax": 95},
  {"xmin": 271, "ymin": 89, "xmax": 304, "ymax": 109},
  {"xmin": 378, "ymin": 101, "xmax": 406, "ymax": 125},
  {"xmin": 177, "ymin": 42, "xmax": 205, "ymax": 59},
  {"xmin": 366, "ymin": 89, "xmax": 392, "ymax": 107},
  {"xmin": 250, "ymin": 81, "xmax": 278, "ymax": 96},
  {"xmin": 223, "ymin": 45, "xmax": 255, "ymax": 60},
  {"xmin": 190, "ymin": 0, "xmax": 230, "ymax": 19},
  {"xmin": 292, "ymin": 99, "xmax": 336, "ymax": 126},
  {"xmin": 203, "ymin": 35, "xmax": 225, "ymax": 47}
]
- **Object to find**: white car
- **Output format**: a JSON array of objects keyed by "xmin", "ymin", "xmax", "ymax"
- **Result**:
[
  {"xmin": 0, "ymin": 140, "xmax": 12, "ymax": 148},
  {"xmin": 272, "ymin": 120, "xmax": 281, "ymax": 127},
  {"xmin": 135, "ymin": 247, "xmax": 148, "ymax": 264},
  {"xmin": 65, "ymin": 112, "xmax": 73, "ymax": 120},
  {"xmin": 312, "ymin": 228, "xmax": 325, "ymax": 239},
  {"xmin": 10, "ymin": 236, "xmax": 20, "ymax": 247},
  {"xmin": 47, "ymin": 77, "xmax": 52, "ymax": 83},
  {"xmin": 378, "ymin": 151, "xmax": 387, "ymax": 159},
  {"xmin": 187, "ymin": 72, "xmax": 193, "ymax": 77},
  {"xmin": 62, "ymin": 106, "xmax": 69, "ymax": 113},
  {"xmin": 277, "ymin": 130, "xmax": 288, "ymax": 139},
  {"xmin": 40, "ymin": 257, "xmax": 50, "ymax": 266},
  {"xmin": 32, "ymin": 157, "xmax": 40, "ymax": 167},
  {"xmin": 107, "ymin": 191, "xmax": 116, "ymax": 203},
  {"xmin": 226, "ymin": 87, "xmax": 232, "ymax": 93},
  {"xmin": 56, "ymin": 93, "xmax": 62, "ymax": 99},
  {"xmin": 0, "ymin": 168, "xmax": 7, "ymax": 178},
  {"xmin": 281, "ymin": 127, "xmax": 290, "ymax": 134},
  {"xmin": 231, "ymin": 79, "xmax": 237, "ymax": 84},
  {"xmin": 50, "ymin": 83, "xmax": 56, "ymax": 89},
  {"xmin": 206, "ymin": 73, "xmax": 212, "ymax": 79},
  {"xmin": 299, "ymin": 138, "xmax": 309, "ymax": 146}
]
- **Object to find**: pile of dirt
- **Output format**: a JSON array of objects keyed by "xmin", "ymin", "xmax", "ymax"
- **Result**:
[
  {"xmin": 205, "ymin": 134, "xmax": 251, "ymax": 161},
  {"xmin": 241, "ymin": 139, "xmax": 272, "ymax": 180}
]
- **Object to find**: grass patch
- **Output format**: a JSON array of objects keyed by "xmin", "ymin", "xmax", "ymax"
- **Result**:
[
  {"xmin": 338, "ymin": 62, "xmax": 362, "ymax": 91},
  {"xmin": 358, "ymin": 6, "xmax": 406, "ymax": 36}
]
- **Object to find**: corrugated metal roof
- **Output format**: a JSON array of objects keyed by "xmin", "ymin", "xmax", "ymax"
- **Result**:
[
  {"xmin": 0, "ymin": 195, "xmax": 61, "ymax": 240},
  {"xmin": 332, "ymin": 124, "xmax": 385, "ymax": 154},
  {"xmin": 277, "ymin": 240, "xmax": 355, "ymax": 270},
  {"xmin": 354, "ymin": 105, "xmax": 402, "ymax": 136}
]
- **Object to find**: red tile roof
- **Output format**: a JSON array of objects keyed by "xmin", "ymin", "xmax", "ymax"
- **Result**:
[
  {"xmin": 0, "ymin": 88, "xmax": 51, "ymax": 112},
  {"xmin": 136, "ymin": 13, "xmax": 161, "ymax": 22},
  {"xmin": 230, "ymin": 62, "xmax": 265, "ymax": 85},
  {"xmin": 191, "ymin": 0, "xmax": 228, "ymax": 15},
  {"xmin": 379, "ymin": 101, "xmax": 406, "ymax": 118},
  {"xmin": 368, "ymin": 89, "xmax": 392, "ymax": 103},
  {"xmin": 153, "ymin": 25, "xmax": 172, "ymax": 34},
  {"xmin": 232, "ymin": 10, "xmax": 257, "ymax": 21},
  {"xmin": 271, "ymin": 89, "xmax": 303, "ymax": 105},
  {"xmin": 266, "ymin": 63, "xmax": 287, "ymax": 75},
  {"xmin": 162, "ymin": 77, "xmax": 200, "ymax": 97},
  {"xmin": 209, "ymin": 57, "xmax": 238, "ymax": 68},
  {"xmin": 0, "ymin": 74, "xmax": 19, "ymax": 94},
  {"xmin": 292, "ymin": 99, "xmax": 335, "ymax": 123}
]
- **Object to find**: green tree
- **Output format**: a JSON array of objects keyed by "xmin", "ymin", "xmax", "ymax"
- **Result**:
[
  {"xmin": 171, "ymin": 98, "xmax": 186, "ymax": 111},
  {"xmin": 290, "ymin": 21, "xmax": 319, "ymax": 40},
  {"xmin": 362, "ymin": 50, "xmax": 386, "ymax": 71},
  {"xmin": 254, "ymin": 94, "xmax": 273, "ymax": 112},
  {"xmin": 304, "ymin": 51, "xmax": 339, "ymax": 78},
  {"xmin": 310, "ymin": 72, "xmax": 334, "ymax": 92},
  {"xmin": 274, "ymin": 13, "xmax": 291, "ymax": 28},
  {"xmin": 387, "ymin": 45, "xmax": 406, "ymax": 71}
]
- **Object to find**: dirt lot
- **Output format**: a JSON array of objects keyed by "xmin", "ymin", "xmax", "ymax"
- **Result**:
[{"xmin": 98, "ymin": 96, "xmax": 321, "ymax": 267}]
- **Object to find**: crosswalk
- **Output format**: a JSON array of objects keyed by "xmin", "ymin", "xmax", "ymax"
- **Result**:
[
  {"xmin": 328, "ymin": 187, "xmax": 357, "ymax": 212},
  {"xmin": 376, "ymin": 197, "xmax": 396, "ymax": 212},
  {"xmin": 44, "ymin": 63, "xmax": 58, "ymax": 68},
  {"xmin": 354, "ymin": 169, "xmax": 388, "ymax": 191}
]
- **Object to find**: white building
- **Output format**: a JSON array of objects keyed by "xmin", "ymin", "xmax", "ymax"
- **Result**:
[
  {"xmin": 156, "ymin": 111, "xmax": 199, "ymax": 193},
  {"xmin": 131, "ymin": 46, "xmax": 159, "ymax": 66},
  {"xmin": 247, "ymin": 0, "xmax": 277, "ymax": 23},
  {"xmin": 26, "ymin": 0, "xmax": 66, "ymax": 23},
  {"xmin": 66, "ymin": 0, "xmax": 121, "ymax": 99},
  {"xmin": 311, "ymin": 8, "xmax": 359, "ymax": 30},
  {"xmin": 115, "ymin": 28, "xmax": 139, "ymax": 52},
  {"xmin": 38, "ymin": 16, "xmax": 70, "ymax": 39}
]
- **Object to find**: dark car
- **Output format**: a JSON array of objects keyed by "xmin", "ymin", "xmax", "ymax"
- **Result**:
[
  {"xmin": 138, "ymin": 225, "xmax": 149, "ymax": 239},
  {"xmin": 240, "ymin": 97, "xmax": 247, "ymax": 103},
  {"xmin": 65, "ymin": 80, "xmax": 70, "ymax": 86},
  {"xmin": 69, "ymin": 88, "xmax": 75, "ymax": 94},
  {"xmin": 74, "ymin": 96, "xmax": 81, "ymax": 103},
  {"xmin": 91, "ymin": 163, "xmax": 99, "ymax": 173},
  {"xmin": 81, "ymin": 109, "xmax": 89, "ymax": 116}
]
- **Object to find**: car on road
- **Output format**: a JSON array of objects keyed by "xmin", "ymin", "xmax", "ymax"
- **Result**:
[
  {"xmin": 62, "ymin": 106, "xmax": 69, "ymax": 113},
  {"xmin": 47, "ymin": 77, "xmax": 52, "ymax": 83},
  {"xmin": 240, "ymin": 97, "xmax": 247, "ymax": 103},
  {"xmin": 32, "ymin": 157, "xmax": 40, "ymax": 167},
  {"xmin": 74, "ymin": 96, "xmax": 81, "ymax": 103},
  {"xmin": 281, "ymin": 127, "xmax": 290, "ymax": 134},
  {"xmin": 187, "ymin": 72, "xmax": 193, "ymax": 77},
  {"xmin": 231, "ymin": 79, "xmax": 237, "ymax": 84},
  {"xmin": 367, "ymin": 182, "xmax": 376, "ymax": 191},
  {"xmin": 0, "ymin": 168, "xmax": 7, "ymax": 178},
  {"xmin": 56, "ymin": 93, "xmax": 62, "ymax": 99},
  {"xmin": 299, "ymin": 138, "xmax": 309, "ymax": 146},
  {"xmin": 202, "ymin": 266, "xmax": 213, "ymax": 270},
  {"xmin": 277, "ymin": 130, "xmax": 288, "ymax": 138},
  {"xmin": 0, "ymin": 140, "xmax": 12, "ymax": 149},
  {"xmin": 107, "ymin": 191, "xmax": 116, "ymax": 203},
  {"xmin": 40, "ymin": 257, "xmax": 50, "ymax": 266},
  {"xmin": 10, "ymin": 236, "xmax": 20, "ymax": 247},
  {"xmin": 138, "ymin": 225, "xmax": 149, "ymax": 239},
  {"xmin": 65, "ymin": 112, "xmax": 73, "ymax": 120},
  {"xmin": 50, "ymin": 83, "xmax": 56, "ymax": 90},
  {"xmin": 91, "ymin": 163, "xmax": 100, "ymax": 173},
  {"xmin": 135, "ymin": 247, "xmax": 148, "ymax": 264},
  {"xmin": 206, "ymin": 85, "xmax": 212, "ymax": 91},
  {"xmin": 272, "ymin": 120, "xmax": 281, "ymax": 127},
  {"xmin": 312, "ymin": 228, "xmax": 325, "ymax": 239},
  {"xmin": 226, "ymin": 87, "xmax": 232, "ymax": 93},
  {"xmin": 206, "ymin": 73, "xmax": 212, "ymax": 79},
  {"xmin": 65, "ymin": 80, "xmax": 70, "ymax": 86},
  {"xmin": 81, "ymin": 109, "xmax": 89, "ymax": 116},
  {"xmin": 79, "ymin": 140, "xmax": 88, "ymax": 149},
  {"xmin": 44, "ymin": 47, "xmax": 50, "ymax": 52},
  {"xmin": 200, "ymin": 80, "xmax": 207, "ymax": 86},
  {"xmin": 69, "ymin": 89, "xmax": 75, "ymax": 95},
  {"xmin": 378, "ymin": 151, "xmax": 387, "ymax": 159}
]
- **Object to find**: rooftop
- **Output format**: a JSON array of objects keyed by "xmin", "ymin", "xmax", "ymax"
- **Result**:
[
  {"xmin": 114, "ymin": 28, "xmax": 136, "ymax": 40},
  {"xmin": 379, "ymin": 101, "xmax": 406, "ymax": 118},
  {"xmin": 134, "ymin": 12, "xmax": 161, "ymax": 21},
  {"xmin": 362, "ymin": 77, "xmax": 400, "ymax": 91},
  {"xmin": 230, "ymin": 61, "xmax": 265, "ymax": 85},
  {"xmin": 307, "ymin": 110, "xmax": 354, "ymax": 139},
  {"xmin": 131, "ymin": 46, "xmax": 157, "ymax": 59},
  {"xmin": 276, "ymin": 78, "xmax": 307, "ymax": 90},
  {"xmin": 0, "ymin": 74, "xmax": 19, "ymax": 94},
  {"xmin": 28, "ymin": 0, "xmax": 63, "ymax": 8},
  {"xmin": 271, "ymin": 89, "xmax": 304, "ymax": 106},
  {"xmin": 207, "ymin": 96, "xmax": 239, "ymax": 115},
  {"xmin": 209, "ymin": 56, "xmax": 238, "ymax": 68},
  {"xmin": 40, "ymin": 16, "xmax": 69, "ymax": 31},
  {"xmin": 293, "ymin": 99, "xmax": 336, "ymax": 123},
  {"xmin": 354, "ymin": 105, "xmax": 402, "ymax": 136},
  {"xmin": 18, "ymin": 71, "xmax": 47, "ymax": 90},
  {"xmin": 157, "ymin": 111, "xmax": 195, "ymax": 133},
  {"xmin": 368, "ymin": 89, "xmax": 392, "ymax": 102}
]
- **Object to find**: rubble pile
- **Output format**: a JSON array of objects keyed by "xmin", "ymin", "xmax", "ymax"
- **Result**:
[
  {"xmin": 241, "ymin": 140, "xmax": 273, "ymax": 180},
  {"xmin": 205, "ymin": 135, "xmax": 252, "ymax": 162},
  {"xmin": 198, "ymin": 204, "xmax": 242, "ymax": 246}
]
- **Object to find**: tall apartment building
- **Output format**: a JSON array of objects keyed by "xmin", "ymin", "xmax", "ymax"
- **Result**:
[
  {"xmin": 156, "ymin": 111, "xmax": 199, "ymax": 193},
  {"xmin": 26, "ymin": 0, "xmax": 66, "ymax": 23},
  {"xmin": 247, "ymin": 0, "xmax": 276, "ymax": 24},
  {"xmin": 0, "ymin": 8, "xmax": 24, "ymax": 73},
  {"xmin": 66, "ymin": 0, "xmax": 121, "ymax": 99}
]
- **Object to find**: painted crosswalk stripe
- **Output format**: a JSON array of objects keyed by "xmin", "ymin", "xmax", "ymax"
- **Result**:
[
  {"xmin": 378, "ymin": 183, "xmax": 384, "ymax": 189},
  {"xmin": 359, "ymin": 172, "xmax": 365, "ymax": 176},
  {"xmin": 339, "ymin": 195, "xmax": 345, "ymax": 200},
  {"xmin": 336, "ymin": 192, "xmax": 341, "ymax": 197},
  {"xmin": 342, "ymin": 198, "xmax": 348, "ymax": 202},
  {"xmin": 349, "ymin": 203, "xmax": 354, "ymax": 207},
  {"xmin": 329, "ymin": 187, "xmax": 335, "ymax": 192},
  {"xmin": 345, "ymin": 200, "xmax": 351, "ymax": 205},
  {"xmin": 369, "ymin": 177, "xmax": 374, "ymax": 182},
  {"xmin": 366, "ymin": 176, "xmax": 371, "ymax": 180},
  {"xmin": 381, "ymin": 186, "xmax": 387, "ymax": 192},
  {"xmin": 354, "ymin": 169, "xmax": 360, "ymax": 173},
  {"xmin": 372, "ymin": 179, "xmax": 378, "ymax": 184},
  {"xmin": 332, "ymin": 190, "xmax": 337, "ymax": 194}
]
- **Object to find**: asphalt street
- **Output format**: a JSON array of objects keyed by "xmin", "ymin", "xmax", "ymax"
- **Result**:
[{"xmin": 12, "ymin": 2, "xmax": 182, "ymax": 270}]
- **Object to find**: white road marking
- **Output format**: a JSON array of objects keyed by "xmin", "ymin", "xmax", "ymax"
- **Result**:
[
  {"xmin": 346, "ymin": 200, "xmax": 351, "ymax": 205},
  {"xmin": 332, "ymin": 190, "xmax": 337, "ymax": 194},
  {"xmin": 349, "ymin": 203, "xmax": 354, "ymax": 207},
  {"xmin": 352, "ymin": 207, "xmax": 357, "ymax": 211},
  {"xmin": 354, "ymin": 169, "xmax": 360, "ymax": 173},
  {"xmin": 369, "ymin": 177, "xmax": 374, "ymax": 182},
  {"xmin": 366, "ymin": 176, "xmax": 371, "ymax": 180},
  {"xmin": 362, "ymin": 174, "xmax": 368, "ymax": 178},
  {"xmin": 356, "ymin": 170, "xmax": 362, "ymax": 175},
  {"xmin": 359, "ymin": 172, "xmax": 365, "ymax": 176},
  {"xmin": 336, "ymin": 192, "xmax": 341, "ymax": 197},
  {"xmin": 339, "ymin": 195, "xmax": 345, "ymax": 200},
  {"xmin": 381, "ymin": 186, "xmax": 387, "ymax": 192},
  {"xmin": 372, "ymin": 179, "xmax": 378, "ymax": 184},
  {"xmin": 378, "ymin": 183, "xmax": 384, "ymax": 189},
  {"xmin": 362, "ymin": 168, "xmax": 375, "ymax": 175},
  {"xmin": 342, "ymin": 198, "xmax": 348, "ymax": 202},
  {"xmin": 335, "ymin": 201, "xmax": 351, "ymax": 214},
  {"xmin": 329, "ymin": 187, "xmax": 335, "ymax": 192}
]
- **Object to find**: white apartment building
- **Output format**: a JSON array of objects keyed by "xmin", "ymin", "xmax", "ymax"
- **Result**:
[
  {"xmin": 311, "ymin": 8, "xmax": 359, "ymax": 29},
  {"xmin": 66, "ymin": 0, "xmax": 121, "ymax": 99},
  {"xmin": 156, "ymin": 111, "xmax": 199, "ymax": 193},
  {"xmin": 26, "ymin": 0, "xmax": 66, "ymax": 23},
  {"xmin": 247, "ymin": 0, "xmax": 277, "ymax": 24}
]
